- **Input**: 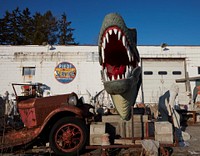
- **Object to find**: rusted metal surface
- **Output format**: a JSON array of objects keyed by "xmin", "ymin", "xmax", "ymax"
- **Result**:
[
  {"xmin": 17, "ymin": 92, "xmax": 83, "ymax": 128},
  {"xmin": 0, "ymin": 89, "xmax": 85, "ymax": 150},
  {"xmin": 0, "ymin": 127, "xmax": 41, "ymax": 149}
]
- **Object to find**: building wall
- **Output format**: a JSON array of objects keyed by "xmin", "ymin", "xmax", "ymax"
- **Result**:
[
  {"xmin": 0, "ymin": 45, "xmax": 200, "ymax": 104},
  {"xmin": 0, "ymin": 45, "xmax": 103, "ymax": 103},
  {"xmin": 138, "ymin": 46, "xmax": 200, "ymax": 91}
]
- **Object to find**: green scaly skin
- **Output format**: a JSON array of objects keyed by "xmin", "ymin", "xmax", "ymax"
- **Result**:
[{"xmin": 98, "ymin": 13, "xmax": 141, "ymax": 120}]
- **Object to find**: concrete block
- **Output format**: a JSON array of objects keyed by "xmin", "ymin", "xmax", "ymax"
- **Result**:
[
  {"xmin": 132, "ymin": 115, "xmax": 149, "ymax": 122},
  {"xmin": 101, "ymin": 115, "xmax": 153, "ymax": 138},
  {"xmin": 155, "ymin": 133, "xmax": 173, "ymax": 144},
  {"xmin": 132, "ymin": 122, "xmax": 147, "ymax": 138},
  {"xmin": 90, "ymin": 122, "xmax": 105, "ymax": 134},
  {"xmin": 155, "ymin": 121, "xmax": 172, "ymax": 134},
  {"xmin": 102, "ymin": 115, "xmax": 122, "ymax": 122},
  {"xmin": 102, "ymin": 115, "xmax": 125, "ymax": 138},
  {"xmin": 90, "ymin": 134, "xmax": 102, "ymax": 145},
  {"xmin": 126, "ymin": 121, "xmax": 154, "ymax": 138},
  {"xmin": 106, "ymin": 122, "xmax": 125, "ymax": 138}
]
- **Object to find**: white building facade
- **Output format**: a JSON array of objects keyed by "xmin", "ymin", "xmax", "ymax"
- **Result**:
[{"xmin": 0, "ymin": 45, "xmax": 200, "ymax": 105}]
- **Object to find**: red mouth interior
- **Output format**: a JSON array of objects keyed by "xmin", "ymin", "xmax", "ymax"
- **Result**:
[{"xmin": 103, "ymin": 29, "xmax": 129, "ymax": 80}]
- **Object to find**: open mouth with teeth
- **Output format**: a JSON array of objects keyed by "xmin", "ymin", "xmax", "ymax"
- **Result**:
[
  {"xmin": 98, "ymin": 13, "xmax": 141, "ymax": 120},
  {"xmin": 100, "ymin": 26, "xmax": 137, "ymax": 83}
]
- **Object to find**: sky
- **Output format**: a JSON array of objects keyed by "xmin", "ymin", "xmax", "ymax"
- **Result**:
[{"xmin": 0, "ymin": 0, "xmax": 200, "ymax": 45}]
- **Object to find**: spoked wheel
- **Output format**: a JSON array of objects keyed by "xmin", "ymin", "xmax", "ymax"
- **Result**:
[
  {"xmin": 49, "ymin": 117, "xmax": 87, "ymax": 156},
  {"xmin": 160, "ymin": 147, "xmax": 170, "ymax": 156}
]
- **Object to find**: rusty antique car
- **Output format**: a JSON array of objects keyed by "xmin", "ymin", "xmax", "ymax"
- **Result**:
[{"xmin": 0, "ymin": 83, "xmax": 93, "ymax": 156}]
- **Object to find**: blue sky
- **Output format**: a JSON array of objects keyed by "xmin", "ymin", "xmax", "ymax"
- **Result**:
[{"xmin": 0, "ymin": 0, "xmax": 200, "ymax": 45}]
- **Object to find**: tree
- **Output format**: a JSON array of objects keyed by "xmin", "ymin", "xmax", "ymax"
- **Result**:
[
  {"xmin": 0, "ymin": 8, "xmax": 77, "ymax": 45},
  {"xmin": 43, "ymin": 11, "xmax": 57, "ymax": 45},
  {"xmin": 0, "ymin": 8, "xmax": 30, "ymax": 45},
  {"xmin": 9, "ymin": 7, "xmax": 22, "ymax": 45},
  {"xmin": 20, "ymin": 8, "xmax": 34, "ymax": 44},
  {"xmin": 32, "ymin": 11, "xmax": 57, "ymax": 45},
  {"xmin": 58, "ymin": 13, "xmax": 78, "ymax": 45},
  {"xmin": 32, "ymin": 12, "xmax": 47, "ymax": 45},
  {"xmin": 0, "ymin": 11, "xmax": 11, "ymax": 44}
]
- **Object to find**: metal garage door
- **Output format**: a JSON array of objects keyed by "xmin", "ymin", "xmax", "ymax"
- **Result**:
[{"xmin": 141, "ymin": 58, "xmax": 187, "ymax": 104}]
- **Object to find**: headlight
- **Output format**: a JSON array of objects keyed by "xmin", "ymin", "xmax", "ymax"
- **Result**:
[{"xmin": 68, "ymin": 96, "xmax": 78, "ymax": 106}]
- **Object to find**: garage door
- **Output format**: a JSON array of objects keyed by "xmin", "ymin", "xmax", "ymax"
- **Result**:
[{"xmin": 141, "ymin": 58, "xmax": 187, "ymax": 104}]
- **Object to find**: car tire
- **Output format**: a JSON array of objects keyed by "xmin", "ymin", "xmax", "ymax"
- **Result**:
[{"xmin": 49, "ymin": 117, "xmax": 87, "ymax": 156}]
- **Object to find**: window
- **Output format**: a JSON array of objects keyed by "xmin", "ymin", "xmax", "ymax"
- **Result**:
[
  {"xmin": 144, "ymin": 71, "xmax": 153, "ymax": 75},
  {"xmin": 198, "ymin": 67, "xmax": 200, "ymax": 75},
  {"xmin": 22, "ymin": 67, "xmax": 35, "ymax": 76},
  {"xmin": 172, "ymin": 71, "xmax": 182, "ymax": 75},
  {"xmin": 158, "ymin": 71, "xmax": 167, "ymax": 75}
]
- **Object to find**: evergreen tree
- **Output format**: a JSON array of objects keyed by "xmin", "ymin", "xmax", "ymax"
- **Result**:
[
  {"xmin": 9, "ymin": 7, "xmax": 22, "ymax": 45},
  {"xmin": 43, "ymin": 11, "xmax": 57, "ymax": 45},
  {"xmin": 20, "ymin": 8, "xmax": 34, "ymax": 44},
  {"xmin": 0, "ymin": 8, "xmax": 77, "ymax": 45},
  {"xmin": 58, "ymin": 13, "xmax": 78, "ymax": 45},
  {"xmin": 0, "ymin": 11, "xmax": 11, "ymax": 44},
  {"xmin": 32, "ymin": 12, "xmax": 46, "ymax": 45}
]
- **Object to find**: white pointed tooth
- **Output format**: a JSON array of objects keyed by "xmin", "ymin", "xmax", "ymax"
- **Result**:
[
  {"xmin": 114, "ymin": 28, "xmax": 117, "ymax": 34},
  {"xmin": 125, "ymin": 70, "xmax": 129, "ymax": 78},
  {"xmin": 125, "ymin": 66, "xmax": 129, "ymax": 78},
  {"xmin": 125, "ymin": 72, "xmax": 128, "ymax": 78},
  {"xmin": 101, "ymin": 47, "xmax": 105, "ymax": 63},
  {"xmin": 117, "ymin": 75, "xmax": 120, "ymax": 80},
  {"xmin": 131, "ymin": 56, "xmax": 134, "ymax": 61},
  {"xmin": 118, "ymin": 31, "xmax": 121, "ymax": 40},
  {"xmin": 103, "ymin": 37, "xmax": 106, "ymax": 48},
  {"xmin": 127, "ymin": 49, "xmax": 131, "ymax": 62},
  {"xmin": 126, "ymin": 66, "xmax": 129, "ymax": 74},
  {"xmin": 106, "ymin": 33, "xmax": 109, "ymax": 43},
  {"xmin": 104, "ymin": 67, "xmax": 109, "ymax": 81},
  {"xmin": 122, "ymin": 36, "xmax": 126, "ymax": 46},
  {"xmin": 128, "ymin": 66, "xmax": 131, "ymax": 73},
  {"xmin": 111, "ymin": 75, "xmax": 114, "ymax": 81},
  {"xmin": 126, "ymin": 65, "xmax": 129, "ymax": 71},
  {"xmin": 122, "ymin": 74, "xmax": 124, "ymax": 79},
  {"xmin": 108, "ymin": 30, "xmax": 112, "ymax": 35}
]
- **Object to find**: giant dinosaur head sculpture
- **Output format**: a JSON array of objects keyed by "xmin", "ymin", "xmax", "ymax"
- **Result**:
[{"xmin": 98, "ymin": 13, "xmax": 142, "ymax": 120}]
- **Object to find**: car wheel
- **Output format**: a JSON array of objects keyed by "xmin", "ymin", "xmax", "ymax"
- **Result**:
[{"xmin": 49, "ymin": 117, "xmax": 87, "ymax": 156}]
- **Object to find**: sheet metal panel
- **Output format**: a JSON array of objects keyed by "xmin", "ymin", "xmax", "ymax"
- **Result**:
[{"xmin": 142, "ymin": 58, "xmax": 188, "ymax": 105}]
